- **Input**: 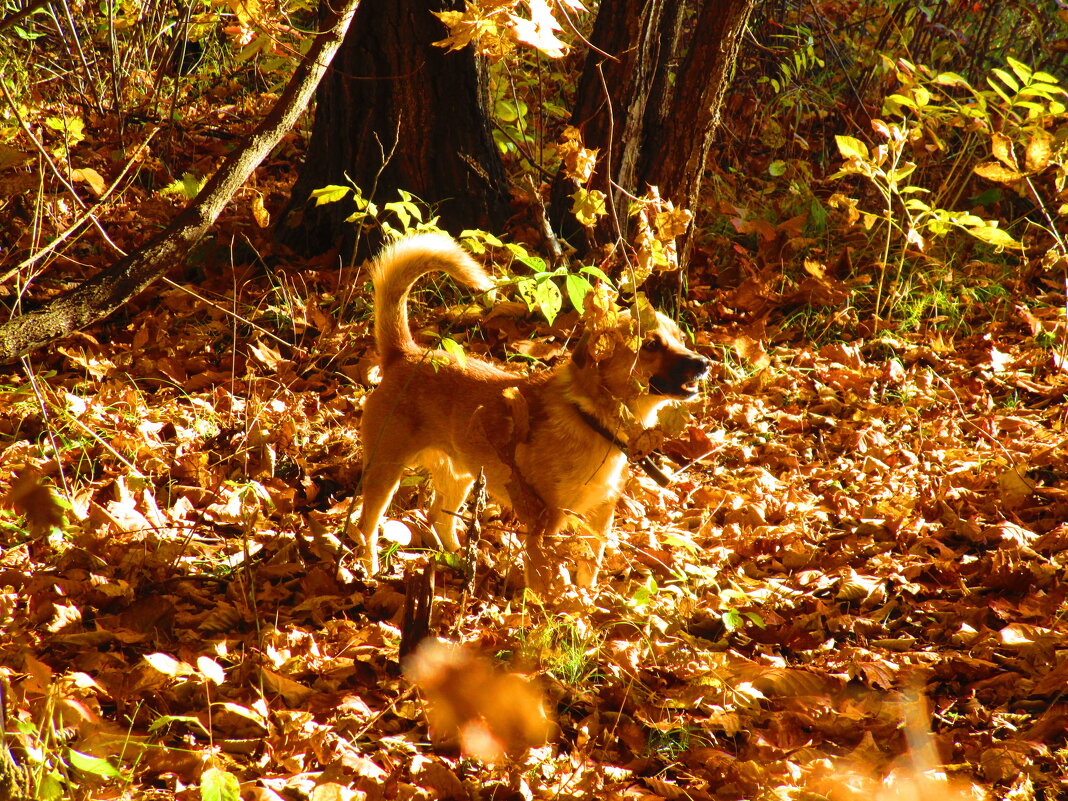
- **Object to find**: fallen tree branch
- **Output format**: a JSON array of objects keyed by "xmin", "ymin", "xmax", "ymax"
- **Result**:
[{"xmin": 0, "ymin": 0, "xmax": 360, "ymax": 364}]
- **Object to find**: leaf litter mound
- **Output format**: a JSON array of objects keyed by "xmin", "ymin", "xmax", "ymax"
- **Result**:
[{"xmin": 0, "ymin": 230, "xmax": 1065, "ymax": 801}]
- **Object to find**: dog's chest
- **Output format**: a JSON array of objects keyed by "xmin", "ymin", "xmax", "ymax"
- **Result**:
[{"xmin": 513, "ymin": 415, "xmax": 627, "ymax": 513}]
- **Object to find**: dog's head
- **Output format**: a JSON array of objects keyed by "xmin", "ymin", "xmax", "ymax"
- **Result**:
[
  {"xmin": 573, "ymin": 303, "xmax": 709, "ymax": 416},
  {"xmin": 639, "ymin": 314, "xmax": 710, "ymax": 401}
]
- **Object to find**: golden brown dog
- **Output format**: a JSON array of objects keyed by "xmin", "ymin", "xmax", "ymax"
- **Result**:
[{"xmin": 358, "ymin": 233, "xmax": 709, "ymax": 588}]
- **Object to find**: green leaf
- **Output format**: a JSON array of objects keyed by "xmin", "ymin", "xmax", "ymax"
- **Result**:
[
  {"xmin": 13, "ymin": 25, "xmax": 45, "ymax": 40},
  {"xmin": 1019, "ymin": 84, "xmax": 1064, "ymax": 101},
  {"xmin": 579, "ymin": 265, "xmax": 614, "ymax": 286},
  {"xmin": 631, "ymin": 581, "xmax": 655, "ymax": 606},
  {"xmin": 744, "ymin": 612, "xmax": 767, "ymax": 630},
  {"xmin": 966, "ymin": 224, "xmax": 1020, "ymax": 250},
  {"xmin": 147, "ymin": 713, "xmax": 212, "ymax": 736},
  {"xmin": 888, "ymin": 162, "xmax": 917, "ymax": 185},
  {"xmin": 933, "ymin": 71, "xmax": 970, "ymax": 89},
  {"xmin": 564, "ymin": 273, "xmax": 593, "ymax": 311},
  {"xmin": 517, "ymin": 255, "xmax": 548, "ymax": 273},
  {"xmin": 35, "ymin": 772, "xmax": 64, "ymax": 801},
  {"xmin": 1006, "ymin": 56, "xmax": 1032, "ymax": 86},
  {"xmin": 991, "ymin": 67, "xmax": 1020, "ymax": 93},
  {"xmin": 494, "ymin": 97, "xmax": 528, "ymax": 123},
  {"xmin": 459, "ymin": 229, "xmax": 503, "ymax": 254},
  {"xmin": 768, "ymin": 160, "xmax": 787, "ymax": 177},
  {"xmin": 834, "ymin": 135, "xmax": 869, "ymax": 161},
  {"xmin": 885, "ymin": 93, "xmax": 915, "ymax": 110},
  {"xmin": 181, "ymin": 173, "xmax": 203, "ymax": 199},
  {"xmin": 662, "ymin": 532, "xmax": 699, "ymax": 553},
  {"xmin": 384, "ymin": 200, "xmax": 411, "ymax": 230},
  {"xmin": 68, "ymin": 749, "xmax": 121, "ymax": 778},
  {"xmin": 439, "ymin": 337, "xmax": 467, "ymax": 365},
  {"xmin": 518, "ymin": 276, "xmax": 562, "ymax": 324},
  {"xmin": 516, "ymin": 277, "xmax": 537, "ymax": 313},
  {"xmin": 439, "ymin": 550, "xmax": 463, "ymax": 569},
  {"xmin": 534, "ymin": 279, "xmax": 562, "ymax": 325},
  {"xmin": 310, "ymin": 185, "xmax": 351, "ymax": 205},
  {"xmin": 722, "ymin": 609, "xmax": 744, "ymax": 631},
  {"xmin": 237, "ymin": 34, "xmax": 270, "ymax": 62},
  {"xmin": 969, "ymin": 188, "xmax": 1003, "ymax": 207},
  {"xmin": 201, "ymin": 767, "xmax": 241, "ymax": 801}
]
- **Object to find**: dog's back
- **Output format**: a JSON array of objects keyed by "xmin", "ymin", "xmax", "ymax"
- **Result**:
[{"xmin": 371, "ymin": 234, "xmax": 495, "ymax": 365}]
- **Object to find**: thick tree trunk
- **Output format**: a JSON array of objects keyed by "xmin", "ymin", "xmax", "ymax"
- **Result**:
[
  {"xmin": 0, "ymin": 0, "xmax": 359, "ymax": 364},
  {"xmin": 553, "ymin": 0, "xmax": 754, "ymax": 265},
  {"xmin": 278, "ymin": 0, "xmax": 510, "ymax": 261}
]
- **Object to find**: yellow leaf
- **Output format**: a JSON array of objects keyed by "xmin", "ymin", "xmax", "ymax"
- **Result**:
[
  {"xmin": 991, "ymin": 132, "xmax": 1018, "ymax": 170},
  {"xmin": 404, "ymin": 639, "xmax": 550, "ymax": 762},
  {"xmin": 570, "ymin": 187, "xmax": 607, "ymax": 226},
  {"xmin": 71, "ymin": 167, "xmax": 107, "ymax": 197},
  {"xmin": 1025, "ymin": 130, "xmax": 1053, "ymax": 172},
  {"xmin": 252, "ymin": 193, "xmax": 270, "ymax": 227},
  {"xmin": 653, "ymin": 205, "xmax": 693, "ymax": 239},
  {"xmin": 2, "ymin": 473, "xmax": 63, "ymax": 536},
  {"xmin": 558, "ymin": 135, "xmax": 598, "ymax": 182},
  {"xmin": 508, "ymin": 0, "xmax": 568, "ymax": 58},
  {"xmin": 997, "ymin": 464, "xmax": 1033, "ymax": 508},
  {"xmin": 974, "ymin": 161, "xmax": 1022, "ymax": 183},
  {"xmin": 197, "ymin": 656, "xmax": 225, "ymax": 685},
  {"xmin": 144, "ymin": 652, "xmax": 195, "ymax": 677}
]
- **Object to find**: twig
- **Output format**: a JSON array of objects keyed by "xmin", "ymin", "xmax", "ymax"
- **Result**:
[
  {"xmin": 159, "ymin": 277, "xmax": 308, "ymax": 356},
  {"xmin": 0, "ymin": 127, "xmax": 161, "ymax": 286},
  {"xmin": 0, "ymin": 74, "xmax": 125, "ymax": 257}
]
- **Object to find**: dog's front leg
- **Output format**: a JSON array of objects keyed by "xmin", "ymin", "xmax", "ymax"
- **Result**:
[
  {"xmin": 522, "ymin": 519, "xmax": 560, "ymax": 595},
  {"xmin": 424, "ymin": 457, "xmax": 474, "ymax": 553},
  {"xmin": 358, "ymin": 461, "xmax": 408, "ymax": 575},
  {"xmin": 575, "ymin": 502, "xmax": 616, "ymax": 587}
]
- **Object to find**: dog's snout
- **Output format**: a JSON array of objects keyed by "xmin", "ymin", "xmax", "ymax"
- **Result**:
[{"xmin": 687, "ymin": 353, "xmax": 711, "ymax": 376}]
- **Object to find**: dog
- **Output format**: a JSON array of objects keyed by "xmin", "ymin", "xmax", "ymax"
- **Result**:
[{"xmin": 358, "ymin": 233, "xmax": 709, "ymax": 589}]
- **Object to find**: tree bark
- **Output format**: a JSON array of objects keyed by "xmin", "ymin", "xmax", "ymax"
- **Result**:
[
  {"xmin": 0, "ymin": 0, "xmax": 360, "ymax": 365},
  {"xmin": 553, "ymin": 0, "xmax": 755, "ymax": 264},
  {"xmin": 639, "ymin": 0, "xmax": 754, "ymax": 235},
  {"xmin": 278, "ymin": 0, "xmax": 510, "ymax": 261}
]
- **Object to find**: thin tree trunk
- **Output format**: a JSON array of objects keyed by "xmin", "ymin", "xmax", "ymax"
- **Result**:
[
  {"xmin": 639, "ymin": 0, "xmax": 755, "ymax": 260},
  {"xmin": 0, "ymin": 0, "xmax": 360, "ymax": 364},
  {"xmin": 550, "ymin": 0, "xmax": 676, "ymax": 249},
  {"xmin": 552, "ymin": 0, "xmax": 755, "ymax": 266},
  {"xmin": 278, "ymin": 0, "xmax": 510, "ymax": 261}
]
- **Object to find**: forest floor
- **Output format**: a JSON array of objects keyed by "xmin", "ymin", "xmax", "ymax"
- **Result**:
[{"xmin": 0, "ymin": 114, "xmax": 1066, "ymax": 801}]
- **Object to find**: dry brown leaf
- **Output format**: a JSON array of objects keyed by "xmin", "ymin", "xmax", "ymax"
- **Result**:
[
  {"xmin": 404, "ymin": 638, "xmax": 551, "ymax": 762},
  {"xmin": 3, "ymin": 473, "xmax": 64, "ymax": 536}
]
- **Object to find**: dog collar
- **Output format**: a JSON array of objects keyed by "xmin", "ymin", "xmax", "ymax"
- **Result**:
[{"xmin": 571, "ymin": 405, "xmax": 673, "ymax": 488}]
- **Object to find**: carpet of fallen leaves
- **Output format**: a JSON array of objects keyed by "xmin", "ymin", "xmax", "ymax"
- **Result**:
[{"xmin": 2, "ymin": 187, "xmax": 1068, "ymax": 800}]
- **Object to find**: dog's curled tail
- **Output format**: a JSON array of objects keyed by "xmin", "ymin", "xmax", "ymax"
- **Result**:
[{"xmin": 371, "ymin": 233, "xmax": 495, "ymax": 364}]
